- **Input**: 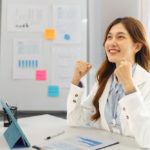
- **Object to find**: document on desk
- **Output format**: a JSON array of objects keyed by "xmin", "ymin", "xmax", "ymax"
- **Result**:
[{"xmin": 43, "ymin": 136, "xmax": 119, "ymax": 150}]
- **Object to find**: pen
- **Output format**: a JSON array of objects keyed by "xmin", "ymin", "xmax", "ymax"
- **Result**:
[
  {"xmin": 45, "ymin": 130, "xmax": 65, "ymax": 140},
  {"xmin": 32, "ymin": 145, "xmax": 42, "ymax": 150}
]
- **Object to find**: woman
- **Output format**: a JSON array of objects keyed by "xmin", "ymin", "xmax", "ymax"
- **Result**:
[{"xmin": 67, "ymin": 17, "xmax": 150, "ymax": 148}]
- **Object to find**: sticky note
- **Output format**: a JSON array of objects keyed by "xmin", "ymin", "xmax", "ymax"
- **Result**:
[
  {"xmin": 44, "ymin": 28, "xmax": 56, "ymax": 40},
  {"xmin": 36, "ymin": 70, "xmax": 47, "ymax": 80},
  {"xmin": 48, "ymin": 85, "xmax": 59, "ymax": 97},
  {"xmin": 64, "ymin": 34, "xmax": 71, "ymax": 40}
]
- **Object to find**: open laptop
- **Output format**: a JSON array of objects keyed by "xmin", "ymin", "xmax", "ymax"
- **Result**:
[{"xmin": 0, "ymin": 101, "xmax": 31, "ymax": 149}]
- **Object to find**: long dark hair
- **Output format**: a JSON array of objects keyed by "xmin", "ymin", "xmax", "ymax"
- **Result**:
[{"xmin": 91, "ymin": 17, "xmax": 150, "ymax": 120}]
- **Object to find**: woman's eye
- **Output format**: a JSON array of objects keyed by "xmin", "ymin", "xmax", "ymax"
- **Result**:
[
  {"xmin": 118, "ymin": 36, "xmax": 124, "ymax": 39},
  {"xmin": 107, "ymin": 35, "xmax": 112, "ymax": 39}
]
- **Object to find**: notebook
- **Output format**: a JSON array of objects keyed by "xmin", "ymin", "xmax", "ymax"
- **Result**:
[{"xmin": 0, "ymin": 101, "xmax": 31, "ymax": 149}]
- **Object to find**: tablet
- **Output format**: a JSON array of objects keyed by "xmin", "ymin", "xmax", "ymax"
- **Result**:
[{"xmin": 0, "ymin": 101, "xmax": 31, "ymax": 149}]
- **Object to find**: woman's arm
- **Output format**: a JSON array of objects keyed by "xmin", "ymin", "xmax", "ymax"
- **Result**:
[
  {"xmin": 119, "ymin": 82, "xmax": 150, "ymax": 148},
  {"xmin": 67, "ymin": 60, "xmax": 94, "ymax": 126},
  {"xmin": 67, "ymin": 83, "xmax": 99, "ymax": 127}
]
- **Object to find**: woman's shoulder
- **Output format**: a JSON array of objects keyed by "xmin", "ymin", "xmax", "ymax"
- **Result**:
[
  {"xmin": 135, "ymin": 64, "xmax": 150, "ymax": 77},
  {"xmin": 134, "ymin": 64, "xmax": 150, "ymax": 86}
]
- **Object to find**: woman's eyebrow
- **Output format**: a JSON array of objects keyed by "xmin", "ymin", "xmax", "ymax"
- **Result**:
[
  {"xmin": 108, "ymin": 31, "xmax": 127, "ymax": 35},
  {"xmin": 116, "ymin": 32, "xmax": 127, "ymax": 35}
]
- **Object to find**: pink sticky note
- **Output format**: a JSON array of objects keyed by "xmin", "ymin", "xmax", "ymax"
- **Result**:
[{"xmin": 36, "ymin": 70, "xmax": 47, "ymax": 80}]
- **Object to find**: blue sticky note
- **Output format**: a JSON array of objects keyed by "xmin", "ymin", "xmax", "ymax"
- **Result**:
[{"xmin": 48, "ymin": 85, "xmax": 60, "ymax": 97}]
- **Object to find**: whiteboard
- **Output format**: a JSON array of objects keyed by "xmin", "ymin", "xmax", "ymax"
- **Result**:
[{"xmin": 0, "ymin": 0, "xmax": 88, "ymax": 111}]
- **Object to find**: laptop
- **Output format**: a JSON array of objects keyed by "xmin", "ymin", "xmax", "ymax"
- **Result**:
[{"xmin": 0, "ymin": 101, "xmax": 31, "ymax": 149}]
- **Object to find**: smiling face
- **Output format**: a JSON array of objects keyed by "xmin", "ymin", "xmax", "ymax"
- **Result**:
[{"xmin": 104, "ymin": 23, "xmax": 139, "ymax": 65}]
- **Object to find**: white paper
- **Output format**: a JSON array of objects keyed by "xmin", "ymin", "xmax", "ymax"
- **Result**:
[
  {"xmin": 53, "ymin": 5, "xmax": 81, "ymax": 43},
  {"xmin": 7, "ymin": 4, "xmax": 49, "ymax": 32},
  {"xmin": 41, "ymin": 136, "xmax": 119, "ymax": 150},
  {"xmin": 51, "ymin": 47, "xmax": 81, "ymax": 88},
  {"xmin": 13, "ymin": 39, "xmax": 43, "ymax": 79}
]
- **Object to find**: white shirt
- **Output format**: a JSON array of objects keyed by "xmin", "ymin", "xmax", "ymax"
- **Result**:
[{"xmin": 67, "ymin": 64, "xmax": 150, "ymax": 148}]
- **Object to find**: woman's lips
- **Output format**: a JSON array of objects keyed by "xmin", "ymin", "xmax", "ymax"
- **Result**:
[{"xmin": 108, "ymin": 49, "xmax": 120, "ymax": 54}]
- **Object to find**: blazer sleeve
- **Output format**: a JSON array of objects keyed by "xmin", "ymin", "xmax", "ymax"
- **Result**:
[
  {"xmin": 67, "ymin": 83, "xmax": 101, "ymax": 128},
  {"xmin": 119, "ymin": 79, "xmax": 150, "ymax": 148}
]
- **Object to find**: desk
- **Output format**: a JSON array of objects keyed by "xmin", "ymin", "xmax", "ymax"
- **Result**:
[{"xmin": 0, "ymin": 114, "xmax": 142, "ymax": 150}]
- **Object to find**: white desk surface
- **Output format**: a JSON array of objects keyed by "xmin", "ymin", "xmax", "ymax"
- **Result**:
[{"xmin": 0, "ymin": 114, "xmax": 143, "ymax": 150}]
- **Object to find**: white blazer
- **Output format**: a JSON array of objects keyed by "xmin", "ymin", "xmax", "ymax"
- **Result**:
[{"xmin": 67, "ymin": 64, "xmax": 150, "ymax": 148}]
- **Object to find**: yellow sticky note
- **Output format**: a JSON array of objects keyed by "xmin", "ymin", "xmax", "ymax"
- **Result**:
[{"xmin": 44, "ymin": 28, "xmax": 56, "ymax": 40}]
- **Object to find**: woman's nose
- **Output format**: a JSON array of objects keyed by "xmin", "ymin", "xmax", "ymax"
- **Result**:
[{"xmin": 109, "ymin": 38, "xmax": 117, "ymax": 46}]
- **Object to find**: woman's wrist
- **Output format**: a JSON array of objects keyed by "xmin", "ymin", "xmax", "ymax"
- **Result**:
[
  {"xmin": 123, "ymin": 81, "xmax": 136, "ymax": 95},
  {"xmin": 71, "ymin": 78, "xmax": 80, "ymax": 86},
  {"xmin": 125, "ymin": 87, "xmax": 136, "ymax": 95}
]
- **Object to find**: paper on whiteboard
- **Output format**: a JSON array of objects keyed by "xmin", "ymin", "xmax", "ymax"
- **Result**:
[
  {"xmin": 7, "ymin": 4, "xmax": 49, "ymax": 32},
  {"xmin": 51, "ymin": 47, "xmax": 81, "ymax": 88},
  {"xmin": 13, "ymin": 39, "xmax": 44, "ymax": 79},
  {"xmin": 53, "ymin": 5, "xmax": 82, "ymax": 43}
]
